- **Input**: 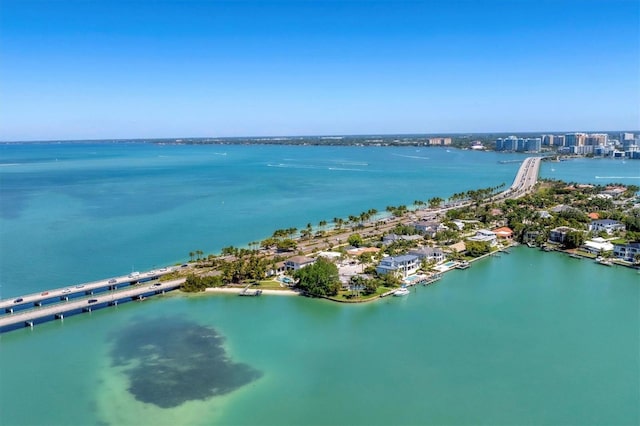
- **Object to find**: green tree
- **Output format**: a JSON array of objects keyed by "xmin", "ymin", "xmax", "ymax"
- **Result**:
[
  {"xmin": 276, "ymin": 239, "xmax": 297, "ymax": 252},
  {"xmin": 428, "ymin": 197, "xmax": 444, "ymax": 209},
  {"xmin": 564, "ymin": 231, "xmax": 585, "ymax": 249},
  {"xmin": 465, "ymin": 240, "xmax": 491, "ymax": 257},
  {"xmin": 348, "ymin": 233, "xmax": 364, "ymax": 247},
  {"xmin": 294, "ymin": 258, "xmax": 341, "ymax": 297}
]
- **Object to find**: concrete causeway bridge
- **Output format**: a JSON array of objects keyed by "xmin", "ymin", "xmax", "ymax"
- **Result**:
[{"xmin": 0, "ymin": 268, "xmax": 185, "ymax": 332}]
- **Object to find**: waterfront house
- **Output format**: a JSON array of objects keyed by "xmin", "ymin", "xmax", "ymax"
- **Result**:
[
  {"xmin": 613, "ymin": 241, "xmax": 640, "ymax": 262},
  {"xmin": 409, "ymin": 246, "xmax": 445, "ymax": 263},
  {"xmin": 266, "ymin": 261, "xmax": 286, "ymax": 277},
  {"xmin": 376, "ymin": 254, "xmax": 420, "ymax": 278},
  {"xmin": 582, "ymin": 237, "xmax": 614, "ymax": 254},
  {"xmin": 285, "ymin": 256, "xmax": 316, "ymax": 271},
  {"xmin": 448, "ymin": 241, "xmax": 466, "ymax": 254},
  {"xmin": 467, "ymin": 229, "xmax": 498, "ymax": 246},
  {"xmin": 523, "ymin": 230, "xmax": 541, "ymax": 244},
  {"xmin": 492, "ymin": 226, "xmax": 514, "ymax": 240},
  {"xmin": 549, "ymin": 227, "xmax": 576, "ymax": 244},
  {"xmin": 589, "ymin": 219, "xmax": 625, "ymax": 235}
]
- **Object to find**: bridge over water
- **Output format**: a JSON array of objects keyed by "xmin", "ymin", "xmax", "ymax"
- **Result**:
[{"xmin": 0, "ymin": 278, "xmax": 184, "ymax": 332}]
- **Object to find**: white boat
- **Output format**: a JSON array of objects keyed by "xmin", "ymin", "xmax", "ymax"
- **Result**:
[
  {"xmin": 595, "ymin": 257, "xmax": 613, "ymax": 266},
  {"xmin": 393, "ymin": 287, "xmax": 410, "ymax": 296}
]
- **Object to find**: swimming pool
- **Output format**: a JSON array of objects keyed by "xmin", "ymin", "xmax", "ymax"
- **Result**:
[
  {"xmin": 278, "ymin": 276, "xmax": 294, "ymax": 284},
  {"xmin": 404, "ymin": 275, "xmax": 424, "ymax": 283}
]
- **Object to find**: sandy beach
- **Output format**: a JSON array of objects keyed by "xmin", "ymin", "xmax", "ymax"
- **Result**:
[{"xmin": 205, "ymin": 287, "xmax": 301, "ymax": 296}]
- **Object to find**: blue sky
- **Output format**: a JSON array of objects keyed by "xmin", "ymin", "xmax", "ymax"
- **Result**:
[{"xmin": 1, "ymin": 0, "xmax": 638, "ymax": 140}]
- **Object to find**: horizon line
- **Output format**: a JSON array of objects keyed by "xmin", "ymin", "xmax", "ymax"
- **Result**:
[{"xmin": 2, "ymin": 129, "xmax": 639, "ymax": 144}]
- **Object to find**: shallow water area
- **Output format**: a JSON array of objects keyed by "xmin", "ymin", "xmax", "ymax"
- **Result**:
[{"xmin": 109, "ymin": 316, "xmax": 262, "ymax": 408}]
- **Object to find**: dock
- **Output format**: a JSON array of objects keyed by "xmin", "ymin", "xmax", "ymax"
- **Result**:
[{"xmin": 239, "ymin": 285, "xmax": 263, "ymax": 296}]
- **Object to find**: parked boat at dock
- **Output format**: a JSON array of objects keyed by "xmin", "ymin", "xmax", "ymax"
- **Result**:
[{"xmin": 393, "ymin": 287, "xmax": 410, "ymax": 296}]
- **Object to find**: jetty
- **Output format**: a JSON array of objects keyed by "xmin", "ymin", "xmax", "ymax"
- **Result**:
[
  {"xmin": 456, "ymin": 261, "xmax": 471, "ymax": 269},
  {"xmin": 239, "ymin": 285, "xmax": 263, "ymax": 296}
]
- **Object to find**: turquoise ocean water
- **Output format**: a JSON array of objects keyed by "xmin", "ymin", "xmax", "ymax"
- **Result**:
[{"xmin": 0, "ymin": 143, "xmax": 638, "ymax": 425}]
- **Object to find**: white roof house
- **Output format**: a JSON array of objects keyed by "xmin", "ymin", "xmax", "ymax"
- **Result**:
[
  {"xmin": 583, "ymin": 238, "xmax": 614, "ymax": 254},
  {"xmin": 467, "ymin": 229, "xmax": 497, "ymax": 246}
]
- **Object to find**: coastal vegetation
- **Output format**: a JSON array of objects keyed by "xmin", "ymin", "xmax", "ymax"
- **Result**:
[
  {"xmin": 179, "ymin": 176, "xmax": 639, "ymax": 297},
  {"xmin": 294, "ymin": 258, "xmax": 341, "ymax": 297}
]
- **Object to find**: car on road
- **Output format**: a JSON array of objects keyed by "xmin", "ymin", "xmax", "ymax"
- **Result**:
[
  {"xmin": 128, "ymin": 272, "xmax": 140, "ymax": 278},
  {"xmin": 87, "ymin": 299, "xmax": 98, "ymax": 304},
  {"xmin": 13, "ymin": 298, "xmax": 24, "ymax": 303},
  {"xmin": 75, "ymin": 285, "xmax": 85, "ymax": 289},
  {"xmin": 61, "ymin": 288, "xmax": 71, "ymax": 294},
  {"xmin": 107, "ymin": 279, "xmax": 117, "ymax": 284},
  {"xmin": 41, "ymin": 291, "xmax": 49, "ymax": 296}
]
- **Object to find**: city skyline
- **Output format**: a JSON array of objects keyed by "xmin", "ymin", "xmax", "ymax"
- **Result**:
[{"xmin": 1, "ymin": 0, "xmax": 639, "ymax": 141}]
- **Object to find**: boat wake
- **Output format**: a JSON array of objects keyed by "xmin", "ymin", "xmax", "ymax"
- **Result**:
[{"xmin": 392, "ymin": 154, "xmax": 430, "ymax": 160}]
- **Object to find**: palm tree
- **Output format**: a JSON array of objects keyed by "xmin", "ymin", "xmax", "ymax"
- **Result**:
[{"xmin": 189, "ymin": 251, "xmax": 194, "ymax": 262}]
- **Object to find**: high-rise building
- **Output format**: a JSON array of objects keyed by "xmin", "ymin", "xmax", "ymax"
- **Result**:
[
  {"xmin": 542, "ymin": 134, "xmax": 555, "ymax": 146},
  {"xmin": 565, "ymin": 133, "xmax": 587, "ymax": 147},
  {"xmin": 495, "ymin": 136, "xmax": 540, "ymax": 152},
  {"xmin": 427, "ymin": 137, "xmax": 452, "ymax": 146},
  {"xmin": 586, "ymin": 133, "xmax": 608, "ymax": 146},
  {"xmin": 620, "ymin": 132, "xmax": 634, "ymax": 142},
  {"xmin": 525, "ymin": 138, "xmax": 542, "ymax": 152},
  {"xmin": 495, "ymin": 136, "xmax": 518, "ymax": 151}
]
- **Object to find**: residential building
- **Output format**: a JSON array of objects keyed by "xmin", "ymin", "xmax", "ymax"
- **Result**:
[
  {"xmin": 582, "ymin": 237, "xmax": 614, "ymax": 254},
  {"xmin": 586, "ymin": 133, "xmax": 608, "ymax": 146},
  {"xmin": 492, "ymin": 226, "xmax": 514, "ymax": 240},
  {"xmin": 382, "ymin": 233, "xmax": 423, "ymax": 244},
  {"xmin": 376, "ymin": 254, "xmax": 420, "ymax": 277},
  {"xmin": 284, "ymin": 256, "xmax": 316, "ymax": 271},
  {"xmin": 565, "ymin": 133, "xmax": 587, "ymax": 147},
  {"xmin": 589, "ymin": 219, "xmax": 625, "ymax": 234},
  {"xmin": 267, "ymin": 261, "xmax": 286, "ymax": 276},
  {"xmin": 525, "ymin": 138, "xmax": 542, "ymax": 152},
  {"xmin": 467, "ymin": 229, "xmax": 498, "ymax": 246},
  {"xmin": 613, "ymin": 241, "xmax": 640, "ymax": 262},
  {"xmin": 413, "ymin": 220, "xmax": 443, "ymax": 238},
  {"xmin": 495, "ymin": 136, "xmax": 541, "ymax": 153},
  {"xmin": 549, "ymin": 226, "xmax": 576, "ymax": 244},
  {"xmin": 427, "ymin": 137, "xmax": 452, "ymax": 146},
  {"xmin": 601, "ymin": 187, "xmax": 626, "ymax": 198},
  {"xmin": 409, "ymin": 247, "xmax": 445, "ymax": 263}
]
